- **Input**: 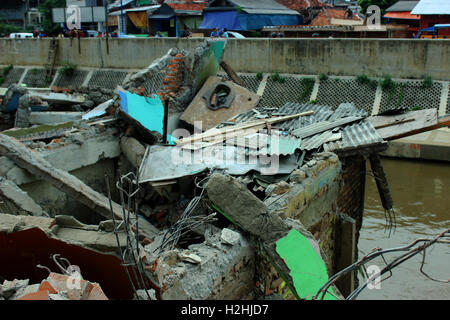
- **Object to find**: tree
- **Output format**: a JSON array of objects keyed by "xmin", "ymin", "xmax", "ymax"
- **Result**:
[
  {"xmin": 39, "ymin": 0, "xmax": 66, "ymax": 35},
  {"xmin": 0, "ymin": 20, "xmax": 23, "ymax": 36},
  {"xmin": 357, "ymin": 0, "xmax": 397, "ymax": 15}
]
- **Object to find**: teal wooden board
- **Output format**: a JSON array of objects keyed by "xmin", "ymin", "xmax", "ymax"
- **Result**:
[{"xmin": 121, "ymin": 91, "xmax": 175, "ymax": 144}]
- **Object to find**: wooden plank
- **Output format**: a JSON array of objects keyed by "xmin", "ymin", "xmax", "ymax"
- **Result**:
[
  {"xmin": 0, "ymin": 133, "xmax": 124, "ymax": 220},
  {"xmin": 176, "ymin": 111, "xmax": 314, "ymax": 146},
  {"xmin": 220, "ymin": 61, "xmax": 246, "ymax": 88},
  {"xmin": 368, "ymin": 109, "xmax": 439, "ymax": 141}
]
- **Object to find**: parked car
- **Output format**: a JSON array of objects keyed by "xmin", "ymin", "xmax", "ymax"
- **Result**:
[
  {"xmin": 85, "ymin": 30, "xmax": 99, "ymax": 38},
  {"xmin": 9, "ymin": 33, "xmax": 34, "ymax": 39}
]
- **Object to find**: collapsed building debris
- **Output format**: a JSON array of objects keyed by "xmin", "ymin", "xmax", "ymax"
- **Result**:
[{"xmin": 1, "ymin": 39, "xmax": 448, "ymax": 300}]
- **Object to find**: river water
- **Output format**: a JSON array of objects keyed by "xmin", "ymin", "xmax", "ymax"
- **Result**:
[{"xmin": 356, "ymin": 158, "xmax": 450, "ymax": 300}]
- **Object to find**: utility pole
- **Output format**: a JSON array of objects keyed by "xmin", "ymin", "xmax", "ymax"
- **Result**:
[{"xmin": 120, "ymin": 0, "xmax": 124, "ymax": 35}]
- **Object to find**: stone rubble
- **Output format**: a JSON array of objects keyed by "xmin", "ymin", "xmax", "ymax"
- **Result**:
[{"xmin": 0, "ymin": 39, "xmax": 406, "ymax": 301}]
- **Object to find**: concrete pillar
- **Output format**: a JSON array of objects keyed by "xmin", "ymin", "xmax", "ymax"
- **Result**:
[{"xmin": 334, "ymin": 213, "xmax": 356, "ymax": 297}]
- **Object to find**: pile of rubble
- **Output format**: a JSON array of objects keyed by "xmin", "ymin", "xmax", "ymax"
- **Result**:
[{"xmin": 0, "ymin": 39, "xmax": 446, "ymax": 300}]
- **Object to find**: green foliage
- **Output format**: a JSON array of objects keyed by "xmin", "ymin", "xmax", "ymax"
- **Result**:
[
  {"xmin": 356, "ymin": 74, "xmax": 378, "ymax": 89},
  {"xmin": 0, "ymin": 64, "xmax": 13, "ymax": 85},
  {"xmin": 59, "ymin": 62, "xmax": 77, "ymax": 76},
  {"xmin": 422, "ymin": 76, "xmax": 433, "ymax": 89},
  {"xmin": 256, "ymin": 72, "xmax": 263, "ymax": 80},
  {"xmin": 301, "ymin": 77, "xmax": 315, "ymax": 101},
  {"xmin": 356, "ymin": 74, "xmax": 370, "ymax": 84},
  {"xmin": 236, "ymin": 6, "xmax": 243, "ymax": 13},
  {"xmin": 357, "ymin": 0, "xmax": 397, "ymax": 14},
  {"xmin": 39, "ymin": 0, "xmax": 66, "ymax": 35},
  {"xmin": 0, "ymin": 20, "xmax": 23, "ymax": 35},
  {"xmin": 411, "ymin": 106, "xmax": 421, "ymax": 111},
  {"xmin": 380, "ymin": 75, "xmax": 395, "ymax": 91},
  {"xmin": 31, "ymin": 68, "xmax": 40, "ymax": 75},
  {"xmin": 271, "ymin": 72, "xmax": 285, "ymax": 83},
  {"xmin": 318, "ymin": 73, "xmax": 329, "ymax": 81},
  {"xmin": 395, "ymin": 83, "xmax": 405, "ymax": 109},
  {"xmin": 309, "ymin": 100, "xmax": 316, "ymax": 104}
]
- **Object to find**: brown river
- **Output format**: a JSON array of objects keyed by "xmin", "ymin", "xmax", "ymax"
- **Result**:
[{"xmin": 357, "ymin": 158, "xmax": 450, "ymax": 300}]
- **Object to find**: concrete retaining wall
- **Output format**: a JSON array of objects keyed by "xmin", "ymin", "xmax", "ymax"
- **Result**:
[{"xmin": 1, "ymin": 38, "xmax": 449, "ymax": 80}]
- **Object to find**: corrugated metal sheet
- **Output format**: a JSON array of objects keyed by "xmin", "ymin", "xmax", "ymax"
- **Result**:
[
  {"xmin": 386, "ymin": 1, "xmax": 420, "ymax": 12},
  {"xmin": 226, "ymin": 133, "xmax": 302, "ymax": 156},
  {"xmin": 301, "ymin": 131, "xmax": 337, "ymax": 151},
  {"xmin": 410, "ymin": 0, "xmax": 450, "ymax": 15},
  {"xmin": 138, "ymin": 144, "xmax": 299, "ymax": 182},
  {"xmin": 216, "ymin": 102, "xmax": 385, "ymax": 154},
  {"xmin": 324, "ymin": 119, "xmax": 385, "ymax": 152},
  {"xmin": 292, "ymin": 116, "xmax": 363, "ymax": 139},
  {"xmin": 328, "ymin": 102, "xmax": 368, "ymax": 121}
]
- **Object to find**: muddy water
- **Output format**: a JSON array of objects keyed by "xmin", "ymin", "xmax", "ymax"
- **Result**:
[{"xmin": 357, "ymin": 158, "xmax": 450, "ymax": 300}]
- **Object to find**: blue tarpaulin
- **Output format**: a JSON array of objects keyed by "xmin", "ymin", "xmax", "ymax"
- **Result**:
[
  {"xmin": 200, "ymin": 11, "xmax": 243, "ymax": 30},
  {"xmin": 200, "ymin": 11, "xmax": 300, "ymax": 31},
  {"xmin": 240, "ymin": 14, "xmax": 299, "ymax": 30}
]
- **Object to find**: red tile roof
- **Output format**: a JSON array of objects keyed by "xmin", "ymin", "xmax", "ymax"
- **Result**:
[
  {"xmin": 165, "ymin": 0, "xmax": 207, "ymax": 12},
  {"xmin": 311, "ymin": 7, "xmax": 360, "ymax": 26},
  {"xmin": 275, "ymin": 0, "xmax": 324, "ymax": 12}
]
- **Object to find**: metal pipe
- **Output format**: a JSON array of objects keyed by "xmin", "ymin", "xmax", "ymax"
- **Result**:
[{"xmin": 120, "ymin": 0, "xmax": 124, "ymax": 35}]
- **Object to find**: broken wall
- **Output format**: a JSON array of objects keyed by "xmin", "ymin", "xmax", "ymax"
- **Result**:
[{"xmin": 19, "ymin": 158, "xmax": 117, "ymax": 224}]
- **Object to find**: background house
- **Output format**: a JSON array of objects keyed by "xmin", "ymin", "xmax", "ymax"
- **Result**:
[
  {"xmin": 411, "ymin": 0, "xmax": 450, "ymax": 36},
  {"xmin": 383, "ymin": 0, "xmax": 420, "ymax": 37},
  {"xmin": 0, "ymin": 0, "xmax": 43, "ymax": 30},
  {"xmin": 199, "ymin": 0, "xmax": 301, "ymax": 33}
]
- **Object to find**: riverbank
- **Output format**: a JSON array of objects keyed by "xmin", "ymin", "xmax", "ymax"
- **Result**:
[
  {"xmin": 382, "ymin": 128, "xmax": 450, "ymax": 162},
  {"xmin": 358, "ymin": 158, "xmax": 450, "ymax": 300}
]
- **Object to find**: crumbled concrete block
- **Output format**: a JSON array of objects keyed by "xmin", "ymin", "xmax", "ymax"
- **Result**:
[
  {"xmin": 265, "ymin": 181, "xmax": 291, "ymax": 196},
  {"xmin": 55, "ymin": 215, "xmax": 98, "ymax": 231},
  {"xmin": 289, "ymin": 169, "xmax": 307, "ymax": 183},
  {"xmin": 220, "ymin": 228, "xmax": 241, "ymax": 246},
  {"xmin": 135, "ymin": 289, "xmax": 156, "ymax": 300},
  {"xmin": 179, "ymin": 251, "xmax": 202, "ymax": 264}
]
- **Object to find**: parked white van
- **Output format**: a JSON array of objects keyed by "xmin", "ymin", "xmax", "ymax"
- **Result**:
[{"xmin": 9, "ymin": 33, "xmax": 34, "ymax": 39}]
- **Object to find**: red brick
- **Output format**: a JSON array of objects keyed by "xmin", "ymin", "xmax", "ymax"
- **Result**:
[
  {"xmin": 39, "ymin": 280, "xmax": 58, "ymax": 294},
  {"xmin": 17, "ymin": 290, "xmax": 50, "ymax": 300}
]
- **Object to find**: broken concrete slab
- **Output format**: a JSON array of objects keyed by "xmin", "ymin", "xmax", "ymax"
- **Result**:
[
  {"xmin": 206, "ymin": 173, "xmax": 290, "ymax": 242},
  {"xmin": 54, "ymin": 215, "xmax": 98, "ymax": 231},
  {"xmin": 1, "ymin": 122, "xmax": 74, "ymax": 142},
  {"xmin": 0, "ymin": 129, "xmax": 120, "ymax": 187},
  {"xmin": 0, "ymin": 214, "xmax": 55, "ymax": 235},
  {"xmin": 220, "ymin": 228, "xmax": 241, "ymax": 246},
  {"xmin": 29, "ymin": 112, "xmax": 83, "ymax": 125},
  {"xmin": 180, "ymin": 76, "xmax": 260, "ymax": 132},
  {"xmin": 206, "ymin": 173, "xmax": 339, "ymax": 300},
  {"xmin": 120, "ymin": 136, "xmax": 146, "ymax": 169},
  {"xmin": 0, "ymin": 176, "xmax": 48, "ymax": 217},
  {"xmin": 32, "ymin": 92, "xmax": 85, "ymax": 105},
  {"xmin": 0, "ymin": 213, "xmax": 127, "ymax": 256},
  {"xmin": 150, "ymin": 228, "xmax": 254, "ymax": 300},
  {"xmin": 82, "ymin": 99, "xmax": 113, "ymax": 120},
  {"xmin": 0, "ymin": 133, "xmax": 123, "ymax": 220}
]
